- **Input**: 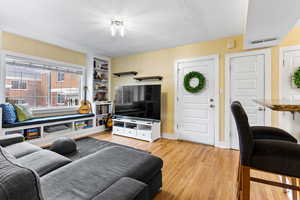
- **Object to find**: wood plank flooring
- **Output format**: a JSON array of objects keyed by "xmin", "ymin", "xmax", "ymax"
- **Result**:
[{"xmin": 92, "ymin": 132, "xmax": 290, "ymax": 200}]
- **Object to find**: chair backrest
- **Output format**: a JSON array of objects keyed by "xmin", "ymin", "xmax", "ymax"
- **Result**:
[{"xmin": 230, "ymin": 101, "xmax": 254, "ymax": 165}]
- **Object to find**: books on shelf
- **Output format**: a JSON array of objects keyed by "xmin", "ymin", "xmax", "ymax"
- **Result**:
[
  {"xmin": 24, "ymin": 128, "xmax": 41, "ymax": 140},
  {"xmin": 93, "ymin": 58, "xmax": 109, "ymax": 101},
  {"xmin": 74, "ymin": 120, "xmax": 93, "ymax": 130}
]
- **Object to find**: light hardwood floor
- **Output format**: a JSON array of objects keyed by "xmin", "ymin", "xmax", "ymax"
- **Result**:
[{"xmin": 92, "ymin": 132, "xmax": 290, "ymax": 200}]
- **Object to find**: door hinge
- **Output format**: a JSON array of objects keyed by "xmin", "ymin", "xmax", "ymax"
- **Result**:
[
  {"xmin": 177, "ymin": 97, "xmax": 179, "ymax": 102},
  {"xmin": 283, "ymin": 59, "xmax": 285, "ymax": 67},
  {"xmin": 177, "ymin": 124, "xmax": 179, "ymax": 129}
]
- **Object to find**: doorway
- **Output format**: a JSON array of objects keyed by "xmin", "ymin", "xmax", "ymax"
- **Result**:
[{"xmin": 175, "ymin": 55, "xmax": 219, "ymax": 145}]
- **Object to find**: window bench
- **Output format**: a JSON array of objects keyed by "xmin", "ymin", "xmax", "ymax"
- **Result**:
[
  {"xmin": 2, "ymin": 113, "xmax": 95, "ymax": 128},
  {"xmin": 0, "ymin": 108, "xmax": 104, "ymax": 146}
]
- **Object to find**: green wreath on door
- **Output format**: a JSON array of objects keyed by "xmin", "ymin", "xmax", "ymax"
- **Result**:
[
  {"xmin": 183, "ymin": 71, "xmax": 206, "ymax": 93},
  {"xmin": 293, "ymin": 67, "xmax": 300, "ymax": 88}
]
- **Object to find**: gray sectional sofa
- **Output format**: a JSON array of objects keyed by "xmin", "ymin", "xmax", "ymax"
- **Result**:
[{"xmin": 0, "ymin": 134, "xmax": 163, "ymax": 200}]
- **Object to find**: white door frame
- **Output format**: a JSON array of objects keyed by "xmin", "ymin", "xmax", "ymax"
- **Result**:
[
  {"xmin": 174, "ymin": 54, "xmax": 220, "ymax": 146},
  {"xmin": 224, "ymin": 49, "xmax": 272, "ymax": 148},
  {"xmin": 278, "ymin": 45, "xmax": 300, "ymax": 127}
]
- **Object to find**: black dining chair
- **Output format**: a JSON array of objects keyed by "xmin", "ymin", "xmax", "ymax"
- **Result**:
[
  {"xmin": 234, "ymin": 101, "xmax": 297, "ymax": 143},
  {"xmin": 231, "ymin": 101, "xmax": 300, "ymax": 200},
  {"xmin": 234, "ymin": 103, "xmax": 298, "ymax": 198}
]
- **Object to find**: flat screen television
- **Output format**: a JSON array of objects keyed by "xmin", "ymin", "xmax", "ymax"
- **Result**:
[{"xmin": 114, "ymin": 84, "xmax": 161, "ymax": 120}]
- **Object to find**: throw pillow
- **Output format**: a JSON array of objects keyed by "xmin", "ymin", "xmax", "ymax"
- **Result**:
[
  {"xmin": 0, "ymin": 103, "xmax": 17, "ymax": 124},
  {"xmin": 13, "ymin": 104, "xmax": 33, "ymax": 122}
]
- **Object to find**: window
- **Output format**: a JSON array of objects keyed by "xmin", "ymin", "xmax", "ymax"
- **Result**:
[
  {"xmin": 57, "ymin": 72, "xmax": 64, "ymax": 82},
  {"xmin": 5, "ymin": 56, "xmax": 84, "ymax": 109},
  {"xmin": 57, "ymin": 94, "xmax": 65, "ymax": 104},
  {"xmin": 7, "ymin": 99, "xmax": 26, "ymax": 105},
  {"xmin": 11, "ymin": 80, "xmax": 27, "ymax": 89}
]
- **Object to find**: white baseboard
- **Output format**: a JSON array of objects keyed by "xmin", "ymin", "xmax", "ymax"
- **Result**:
[
  {"xmin": 215, "ymin": 141, "xmax": 230, "ymax": 149},
  {"xmin": 161, "ymin": 133, "xmax": 231, "ymax": 149},
  {"xmin": 162, "ymin": 133, "xmax": 178, "ymax": 140}
]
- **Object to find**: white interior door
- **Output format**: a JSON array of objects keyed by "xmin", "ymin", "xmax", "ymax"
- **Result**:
[
  {"xmin": 230, "ymin": 54, "xmax": 266, "ymax": 149},
  {"xmin": 176, "ymin": 56, "xmax": 218, "ymax": 145},
  {"xmin": 280, "ymin": 48, "xmax": 300, "ymax": 141}
]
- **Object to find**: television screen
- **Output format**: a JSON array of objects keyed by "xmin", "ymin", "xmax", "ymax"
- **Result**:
[{"xmin": 114, "ymin": 85, "xmax": 161, "ymax": 120}]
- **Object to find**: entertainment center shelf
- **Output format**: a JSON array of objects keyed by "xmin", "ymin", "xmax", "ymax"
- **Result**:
[{"xmin": 112, "ymin": 118, "xmax": 161, "ymax": 142}]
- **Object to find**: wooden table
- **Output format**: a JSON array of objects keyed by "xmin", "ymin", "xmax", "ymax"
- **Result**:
[{"xmin": 254, "ymin": 99, "xmax": 300, "ymax": 119}]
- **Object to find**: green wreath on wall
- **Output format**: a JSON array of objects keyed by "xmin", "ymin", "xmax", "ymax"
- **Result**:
[
  {"xmin": 293, "ymin": 67, "xmax": 300, "ymax": 88},
  {"xmin": 184, "ymin": 71, "xmax": 206, "ymax": 93}
]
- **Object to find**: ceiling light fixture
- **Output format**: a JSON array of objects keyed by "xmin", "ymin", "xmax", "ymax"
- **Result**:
[{"xmin": 111, "ymin": 19, "xmax": 125, "ymax": 37}]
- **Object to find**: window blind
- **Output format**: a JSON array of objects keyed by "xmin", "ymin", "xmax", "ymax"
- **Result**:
[{"xmin": 6, "ymin": 56, "xmax": 84, "ymax": 75}]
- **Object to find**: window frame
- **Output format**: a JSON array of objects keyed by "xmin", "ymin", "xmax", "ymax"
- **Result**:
[{"xmin": 0, "ymin": 50, "xmax": 87, "ymax": 114}]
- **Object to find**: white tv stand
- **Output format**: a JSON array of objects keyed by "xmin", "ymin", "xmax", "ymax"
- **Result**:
[{"xmin": 112, "ymin": 118, "xmax": 161, "ymax": 142}]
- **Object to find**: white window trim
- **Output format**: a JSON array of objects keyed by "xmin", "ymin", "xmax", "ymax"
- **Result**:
[
  {"xmin": 0, "ymin": 50, "xmax": 86, "ymax": 112},
  {"xmin": 31, "ymin": 106, "xmax": 79, "ymax": 115}
]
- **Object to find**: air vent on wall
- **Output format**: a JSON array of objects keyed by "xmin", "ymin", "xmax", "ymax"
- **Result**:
[{"xmin": 250, "ymin": 37, "xmax": 278, "ymax": 44}]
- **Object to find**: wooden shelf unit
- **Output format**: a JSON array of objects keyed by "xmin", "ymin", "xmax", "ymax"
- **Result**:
[
  {"xmin": 113, "ymin": 71, "xmax": 138, "ymax": 77},
  {"xmin": 93, "ymin": 58, "xmax": 109, "ymax": 101},
  {"xmin": 134, "ymin": 76, "xmax": 163, "ymax": 81}
]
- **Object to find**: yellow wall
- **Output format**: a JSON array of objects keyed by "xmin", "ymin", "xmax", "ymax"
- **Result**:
[
  {"xmin": 112, "ymin": 27, "xmax": 300, "ymax": 141},
  {"xmin": 0, "ymin": 31, "xmax": 3, "ymax": 49},
  {"xmin": 1, "ymin": 32, "xmax": 86, "ymax": 66}
]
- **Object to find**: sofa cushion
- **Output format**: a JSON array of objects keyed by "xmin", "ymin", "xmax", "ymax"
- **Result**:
[
  {"xmin": 2, "ymin": 113, "xmax": 95, "ymax": 128},
  {"xmin": 0, "ymin": 147, "xmax": 44, "ymax": 200},
  {"xmin": 16, "ymin": 150, "xmax": 72, "ymax": 177},
  {"xmin": 41, "ymin": 146, "xmax": 163, "ymax": 200},
  {"xmin": 92, "ymin": 177, "xmax": 148, "ymax": 200},
  {"xmin": 5, "ymin": 141, "xmax": 42, "ymax": 158},
  {"xmin": 0, "ymin": 103, "xmax": 17, "ymax": 124}
]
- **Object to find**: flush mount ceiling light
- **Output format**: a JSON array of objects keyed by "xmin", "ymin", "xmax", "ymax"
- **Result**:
[{"xmin": 111, "ymin": 19, "xmax": 125, "ymax": 37}]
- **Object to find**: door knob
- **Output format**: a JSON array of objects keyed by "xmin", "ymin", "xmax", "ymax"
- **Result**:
[
  {"xmin": 210, "ymin": 104, "xmax": 215, "ymax": 108},
  {"xmin": 210, "ymin": 98, "xmax": 214, "ymax": 102}
]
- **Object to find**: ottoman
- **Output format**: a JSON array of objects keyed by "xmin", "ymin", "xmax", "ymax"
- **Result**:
[{"xmin": 50, "ymin": 137, "xmax": 77, "ymax": 155}]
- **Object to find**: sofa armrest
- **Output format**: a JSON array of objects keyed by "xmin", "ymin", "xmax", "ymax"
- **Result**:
[
  {"xmin": 92, "ymin": 177, "xmax": 148, "ymax": 200},
  {"xmin": 0, "ymin": 134, "xmax": 24, "ymax": 147}
]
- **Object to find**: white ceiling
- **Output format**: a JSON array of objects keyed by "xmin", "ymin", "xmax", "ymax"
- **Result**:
[
  {"xmin": 244, "ymin": 0, "xmax": 300, "ymax": 49},
  {"xmin": 0, "ymin": 0, "xmax": 248, "ymax": 58}
]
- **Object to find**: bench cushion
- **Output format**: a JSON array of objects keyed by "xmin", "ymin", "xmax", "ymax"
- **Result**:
[
  {"xmin": 3, "ymin": 113, "xmax": 95, "ymax": 128},
  {"xmin": 16, "ymin": 150, "xmax": 72, "ymax": 177}
]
